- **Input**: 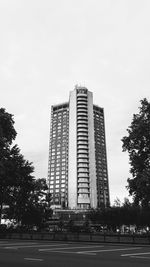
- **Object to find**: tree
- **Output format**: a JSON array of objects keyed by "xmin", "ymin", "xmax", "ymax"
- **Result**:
[
  {"xmin": 0, "ymin": 108, "xmax": 52, "ymax": 229},
  {"xmin": 0, "ymin": 108, "xmax": 17, "ymax": 148},
  {"xmin": 3, "ymin": 145, "xmax": 35, "ymax": 224},
  {"xmin": 0, "ymin": 108, "xmax": 17, "ymax": 223},
  {"xmin": 0, "ymin": 144, "xmax": 34, "ymax": 224},
  {"xmin": 20, "ymin": 179, "xmax": 53, "ymax": 229},
  {"xmin": 122, "ymin": 98, "xmax": 150, "ymax": 206},
  {"xmin": 5, "ymin": 177, "xmax": 53, "ymax": 230}
]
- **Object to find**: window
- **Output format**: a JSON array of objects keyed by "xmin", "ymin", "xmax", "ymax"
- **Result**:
[
  {"xmin": 55, "ymin": 189, "xmax": 59, "ymax": 193},
  {"xmin": 78, "ymin": 188, "xmax": 89, "ymax": 193},
  {"xmin": 78, "ymin": 193, "xmax": 89, "ymax": 198}
]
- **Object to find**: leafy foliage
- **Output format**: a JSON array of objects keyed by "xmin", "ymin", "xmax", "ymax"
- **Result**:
[
  {"xmin": 0, "ymin": 108, "xmax": 52, "ymax": 228},
  {"xmin": 122, "ymin": 98, "xmax": 150, "ymax": 206},
  {"xmin": 16, "ymin": 179, "xmax": 52, "ymax": 229},
  {"xmin": 88, "ymin": 201, "xmax": 150, "ymax": 230},
  {"xmin": 0, "ymin": 108, "xmax": 17, "ymax": 148}
]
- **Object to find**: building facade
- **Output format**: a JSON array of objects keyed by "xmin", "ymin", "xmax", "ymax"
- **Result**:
[{"xmin": 48, "ymin": 86, "xmax": 110, "ymax": 209}]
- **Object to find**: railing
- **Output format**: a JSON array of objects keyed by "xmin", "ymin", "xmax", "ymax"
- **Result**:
[{"xmin": 1, "ymin": 232, "xmax": 150, "ymax": 244}]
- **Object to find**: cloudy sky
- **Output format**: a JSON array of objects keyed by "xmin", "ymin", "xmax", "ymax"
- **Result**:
[{"xmin": 1, "ymin": 0, "xmax": 150, "ymax": 204}]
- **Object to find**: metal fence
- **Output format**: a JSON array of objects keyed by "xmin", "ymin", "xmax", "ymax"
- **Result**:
[{"xmin": 0, "ymin": 232, "xmax": 150, "ymax": 244}]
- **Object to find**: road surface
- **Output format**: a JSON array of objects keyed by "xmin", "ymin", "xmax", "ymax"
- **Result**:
[{"xmin": 0, "ymin": 239, "xmax": 150, "ymax": 267}]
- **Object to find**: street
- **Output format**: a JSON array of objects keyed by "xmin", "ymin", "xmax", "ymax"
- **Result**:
[{"xmin": 0, "ymin": 239, "xmax": 150, "ymax": 267}]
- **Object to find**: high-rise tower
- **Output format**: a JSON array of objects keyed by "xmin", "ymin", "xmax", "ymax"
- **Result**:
[{"xmin": 48, "ymin": 86, "xmax": 110, "ymax": 209}]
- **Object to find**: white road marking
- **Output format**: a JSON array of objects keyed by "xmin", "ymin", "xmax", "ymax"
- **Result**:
[
  {"xmin": 5, "ymin": 247, "xmax": 18, "ymax": 250},
  {"xmin": 4, "ymin": 242, "xmax": 37, "ymax": 246},
  {"xmin": 24, "ymin": 258, "xmax": 43, "ymax": 262},
  {"xmin": 77, "ymin": 247, "xmax": 142, "ymax": 254},
  {"xmin": 131, "ymin": 256, "xmax": 150, "ymax": 259},
  {"xmin": 39, "ymin": 245, "xmax": 104, "ymax": 252},
  {"xmin": 44, "ymin": 250, "xmax": 97, "ymax": 255},
  {"xmin": 76, "ymin": 251, "xmax": 96, "ymax": 255},
  {"xmin": 4, "ymin": 242, "xmax": 37, "ymax": 249},
  {"xmin": 5, "ymin": 243, "xmax": 69, "ymax": 249},
  {"xmin": 121, "ymin": 251, "xmax": 150, "ymax": 257}
]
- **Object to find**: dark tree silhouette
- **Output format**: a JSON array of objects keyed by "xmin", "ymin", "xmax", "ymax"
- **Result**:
[
  {"xmin": 122, "ymin": 98, "xmax": 150, "ymax": 206},
  {"xmin": 0, "ymin": 108, "xmax": 52, "ymax": 228}
]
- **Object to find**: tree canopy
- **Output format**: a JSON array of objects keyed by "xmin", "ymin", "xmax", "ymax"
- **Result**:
[
  {"xmin": 122, "ymin": 98, "xmax": 150, "ymax": 206},
  {"xmin": 0, "ymin": 108, "xmax": 17, "ymax": 148},
  {"xmin": 0, "ymin": 108, "xmax": 52, "ymax": 228}
]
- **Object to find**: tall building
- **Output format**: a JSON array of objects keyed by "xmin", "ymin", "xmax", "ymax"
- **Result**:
[{"xmin": 48, "ymin": 86, "xmax": 110, "ymax": 210}]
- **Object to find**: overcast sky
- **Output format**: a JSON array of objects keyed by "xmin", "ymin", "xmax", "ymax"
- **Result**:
[{"xmin": 1, "ymin": 0, "xmax": 150, "ymax": 204}]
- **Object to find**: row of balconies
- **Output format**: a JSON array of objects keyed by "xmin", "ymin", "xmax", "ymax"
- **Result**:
[
  {"xmin": 77, "ymin": 103, "xmax": 87, "ymax": 107},
  {"xmin": 77, "ymin": 137, "xmax": 88, "ymax": 142},
  {"xmin": 77, "ymin": 166, "xmax": 89, "ymax": 170},
  {"xmin": 78, "ymin": 173, "xmax": 89, "ymax": 178},
  {"xmin": 78, "ymin": 178, "xmax": 89, "ymax": 183},
  {"xmin": 77, "ymin": 122, "xmax": 88, "ymax": 127},
  {"xmin": 78, "ymin": 169, "xmax": 89, "ymax": 174},
  {"xmin": 78, "ymin": 158, "xmax": 89, "ymax": 163},
  {"xmin": 77, "ymin": 109, "xmax": 88, "ymax": 114},
  {"xmin": 77, "ymin": 144, "xmax": 88, "ymax": 149},
  {"xmin": 77, "ymin": 150, "xmax": 88, "ymax": 155},
  {"xmin": 77, "ymin": 158, "xmax": 89, "ymax": 163},
  {"xmin": 78, "ymin": 188, "xmax": 89, "ymax": 193},
  {"xmin": 77, "ymin": 99, "xmax": 87, "ymax": 103},
  {"xmin": 77, "ymin": 127, "xmax": 88, "ymax": 132},
  {"xmin": 77, "ymin": 151, "xmax": 88, "ymax": 156},
  {"xmin": 77, "ymin": 105, "xmax": 87, "ymax": 109},
  {"xmin": 77, "ymin": 132, "xmax": 88, "ymax": 137},
  {"xmin": 77, "ymin": 114, "xmax": 88, "ymax": 118},
  {"xmin": 77, "ymin": 96, "xmax": 87, "ymax": 100},
  {"xmin": 77, "ymin": 120, "xmax": 88, "ymax": 124},
  {"xmin": 77, "ymin": 145, "xmax": 88, "ymax": 150},
  {"xmin": 77, "ymin": 106, "xmax": 87, "ymax": 111},
  {"xmin": 77, "ymin": 140, "xmax": 88, "ymax": 145},
  {"xmin": 78, "ymin": 181, "xmax": 89, "ymax": 186},
  {"xmin": 77, "ymin": 125, "xmax": 88, "ymax": 133},
  {"xmin": 77, "ymin": 95, "xmax": 87, "ymax": 100}
]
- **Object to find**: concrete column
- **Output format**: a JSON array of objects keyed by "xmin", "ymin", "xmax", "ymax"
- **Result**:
[
  {"xmin": 88, "ymin": 92, "xmax": 97, "ymax": 208},
  {"xmin": 68, "ymin": 90, "xmax": 77, "ymax": 208}
]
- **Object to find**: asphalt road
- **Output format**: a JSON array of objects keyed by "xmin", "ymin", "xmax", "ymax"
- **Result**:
[{"xmin": 0, "ymin": 239, "xmax": 150, "ymax": 267}]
